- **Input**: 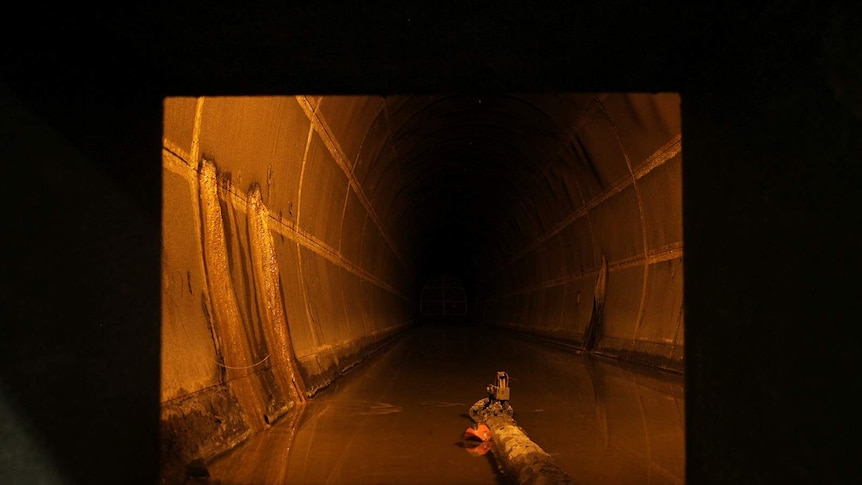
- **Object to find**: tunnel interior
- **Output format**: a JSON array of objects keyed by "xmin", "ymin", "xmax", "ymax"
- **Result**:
[
  {"xmin": 4, "ymin": 4, "xmax": 859, "ymax": 484},
  {"xmin": 160, "ymin": 92, "xmax": 683, "ymax": 482}
]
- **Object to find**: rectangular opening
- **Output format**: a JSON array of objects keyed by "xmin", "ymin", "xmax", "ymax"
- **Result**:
[{"xmin": 160, "ymin": 93, "xmax": 683, "ymax": 484}]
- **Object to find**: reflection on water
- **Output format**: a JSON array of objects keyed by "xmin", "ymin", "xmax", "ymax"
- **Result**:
[{"xmin": 207, "ymin": 325, "xmax": 684, "ymax": 485}]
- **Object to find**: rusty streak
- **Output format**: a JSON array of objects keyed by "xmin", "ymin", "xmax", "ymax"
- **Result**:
[{"xmin": 163, "ymin": 149, "xmax": 413, "ymax": 303}]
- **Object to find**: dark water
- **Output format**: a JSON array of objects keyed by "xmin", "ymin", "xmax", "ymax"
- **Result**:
[{"xmin": 207, "ymin": 324, "xmax": 685, "ymax": 485}]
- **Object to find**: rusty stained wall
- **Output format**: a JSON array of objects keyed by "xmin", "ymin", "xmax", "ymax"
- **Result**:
[
  {"xmin": 158, "ymin": 92, "xmax": 683, "ymax": 479},
  {"xmin": 476, "ymin": 93, "xmax": 683, "ymax": 372},
  {"xmin": 159, "ymin": 96, "xmax": 414, "ymax": 478}
]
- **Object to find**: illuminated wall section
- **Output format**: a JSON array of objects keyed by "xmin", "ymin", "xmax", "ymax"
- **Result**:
[
  {"xmin": 158, "ymin": 93, "xmax": 682, "ymax": 479},
  {"xmin": 476, "ymin": 94, "xmax": 683, "ymax": 371},
  {"xmin": 159, "ymin": 96, "xmax": 415, "ymax": 479}
]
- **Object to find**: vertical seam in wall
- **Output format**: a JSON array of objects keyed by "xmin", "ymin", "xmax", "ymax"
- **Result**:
[
  {"xmin": 480, "ymin": 94, "xmax": 628, "ymax": 278},
  {"xmin": 190, "ymin": 97, "xmax": 205, "ymax": 168},
  {"xmin": 338, "ymin": 186, "xmax": 350, "ymax": 255},
  {"xmin": 597, "ymin": 97, "xmax": 651, "ymax": 341},
  {"xmin": 162, "ymin": 145, "xmax": 227, "ymax": 387},
  {"xmin": 352, "ymin": 100, "xmax": 384, "ymax": 171},
  {"xmin": 350, "ymin": 97, "xmax": 385, "ymax": 332},
  {"xmin": 484, "ymin": 94, "xmax": 607, "ymax": 255},
  {"xmin": 338, "ymin": 99, "xmax": 376, "ymax": 253},
  {"xmin": 358, "ymin": 214, "xmax": 371, "ymax": 337},
  {"xmin": 337, "ymin": 182, "xmax": 354, "ymax": 340},
  {"xmin": 222, "ymin": 192, "xmax": 262, "ymax": 358},
  {"xmin": 479, "ymin": 95, "xmax": 605, "ymax": 314},
  {"xmin": 295, "ymin": 95, "xmax": 414, "ymax": 285},
  {"xmin": 534, "ymin": 94, "xmax": 608, "ymax": 184},
  {"xmin": 337, "ymin": 175, "xmax": 354, "ymax": 335},
  {"xmin": 671, "ymin": 295, "xmax": 685, "ymax": 354},
  {"xmin": 333, "ymin": 102, "xmax": 365, "ymax": 341},
  {"xmin": 296, "ymin": 120, "xmax": 321, "ymax": 348},
  {"xmin": 382, "ymin": 97, "xmax": 407, "ymax": 194},
  {"xmin": 381, "ymin": 96, "xmax": 411, "ymax": 282},
  {"xmin": 338, "ymin": 266, "xmax": 353, "ymax": 340},
  {"xmin": 188, "ymin": 97, "xmax": 227, "ymax": 379},
  {"xmin": 188, "ymin": 96, "xmax": 208, "ymax": 295},
  {"xmin": 578, "ymin": 159, "xmax": 599, "ymax": 332},
  {"xmin": 578, "ymin": 98, "xmax": 605, "ymax": 272},
  {"xmin": 561, "ymin": 135, "xmax": 595, "ymax": 330}
]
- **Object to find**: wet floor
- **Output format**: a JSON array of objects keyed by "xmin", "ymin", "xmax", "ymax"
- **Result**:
[{"xmin": 206, "ymin": 324, "xmax": 685, "ymax": 485}]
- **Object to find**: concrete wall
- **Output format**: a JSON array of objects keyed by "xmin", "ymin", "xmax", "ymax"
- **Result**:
[
  {"xmin": 159, "ymin": 93, "xmax": 683, "ymax": 476},
  {"xmin": 478, "ymin": 93, "xmax": 683, "ymax": 371},
  {"xmin": 160, "ymin": 96, "xmax": 414, "ymax": 479}
]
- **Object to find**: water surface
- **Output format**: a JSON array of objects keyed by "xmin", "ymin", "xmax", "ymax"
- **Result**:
[{"xmin": 207, "ymin": 324, "xmax": 684, "ymax": 484}]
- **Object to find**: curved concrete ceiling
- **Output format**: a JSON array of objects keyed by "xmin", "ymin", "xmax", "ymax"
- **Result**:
[
  {"xmin": 383, "ymin": 94, "xmax": 583, "ymax": 281},
  {"xmin": 321, "ymin": 93, "xmax": 681, "ymax": 303},
  {"xmin": 5, "ymin": 4, "xmax": 859, "ymax": 484}
]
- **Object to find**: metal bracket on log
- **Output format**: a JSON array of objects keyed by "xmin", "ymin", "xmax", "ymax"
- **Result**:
[{"xmin": 468, "ymin": 371, "xmax": 573, "ymax": 485}]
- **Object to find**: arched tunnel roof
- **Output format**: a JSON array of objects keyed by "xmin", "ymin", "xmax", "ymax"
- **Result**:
[
  {"xmin": 382, "ymin": 94, "xmax": 586, "ymax": 281},
  {"xmin": 313, "ymin": 92, "xmax": 681, "ymax": 299}
]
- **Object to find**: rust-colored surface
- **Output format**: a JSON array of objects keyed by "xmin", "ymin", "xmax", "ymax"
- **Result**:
[
  {"xmin": 206, "ymin": 325, "xmax": 684, "ymax": 485},
  {"xmin": 160, "ymin": 93, "xmax": 684, "ymax": 482},
  {"xmin": 4, "ymin": 9, "xmax": 858, "ymax": 485}
]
